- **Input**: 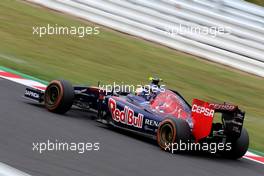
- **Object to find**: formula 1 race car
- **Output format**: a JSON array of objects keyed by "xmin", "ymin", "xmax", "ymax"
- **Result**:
[{"xmin": 24, "ymin": 78, "xmax": 249, "ymax": 159}]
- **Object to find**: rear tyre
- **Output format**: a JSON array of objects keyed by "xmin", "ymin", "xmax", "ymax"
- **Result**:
[
  {"xmin": 157, "ymin": 117, "xmax": 191, "ymax": 153},
  {"xmin": 222, "ymin": 127, "xmax": 249, "ymax": 159},
  {"xmin": 44, "ymin": 80, "xmax": 74, "ymax": 114}
]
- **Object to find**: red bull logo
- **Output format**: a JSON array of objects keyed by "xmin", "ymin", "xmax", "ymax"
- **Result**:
[{"xmin": 108, "ymin": 98, "xmax": 143, "ymax": 128}]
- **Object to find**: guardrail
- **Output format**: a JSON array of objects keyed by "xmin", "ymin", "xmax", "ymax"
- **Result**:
[{"xmin": 29, "ymin": 0, "xmax": 264, "ymax": 77}]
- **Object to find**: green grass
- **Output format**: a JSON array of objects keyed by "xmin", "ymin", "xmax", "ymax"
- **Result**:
[
  {"xmin": 0, "ymin": 0, "xmax": 264, "ymax": 152},
  {"xmin": 246, "ymin": 0, "xmax": 264, "ymax": 6}
]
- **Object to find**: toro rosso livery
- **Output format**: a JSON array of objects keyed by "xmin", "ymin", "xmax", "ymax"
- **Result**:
[{"xmin": 24, "ymin": 78, "xmax": 249, "ymax": 159}]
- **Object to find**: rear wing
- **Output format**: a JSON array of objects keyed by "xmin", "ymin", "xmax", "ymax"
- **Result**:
[
  {"xmin": 191, "ymin": 99, "xmax": 245, "ymax": 141},
  {"xmin": 209, "ymin": 103, "xmax": 238, "ymax": 113},
  {"xmin": 191, "ymin": 99, "xmax": 215, "ymax": 141},
  {"xmin": 209, "ymin": 102, "xmax": 245, "ymax": 139}
]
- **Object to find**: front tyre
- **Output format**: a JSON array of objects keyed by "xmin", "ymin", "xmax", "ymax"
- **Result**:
[
  {"xmin": 157, "ymin": 117, "xmax": 191, "ymax": 153},
  {"xmin": 222, "ymin": 127, "xmax": 249, "ymax": 159},
  {"xmin": 44, "ymin": 80, "xmax": 74, "ymax": 114}
]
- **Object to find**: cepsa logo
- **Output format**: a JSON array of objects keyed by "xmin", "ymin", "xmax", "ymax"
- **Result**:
[
  {"xmin": 108, "ymin": 98, "xmax": 143, "ymax": 128},
  {"xmin": 192, "ymin": 104, "xmax": 214, "ymax": 118},
  {"xmin": 209, "ymin": 103, "xmax": 236, "ymax": 111}
]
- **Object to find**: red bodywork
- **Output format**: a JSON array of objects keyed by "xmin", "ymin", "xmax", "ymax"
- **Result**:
[
  {"xmin": 191, "ymin": 99, "xmax": 215, "ymax": 141},
  {"xmin": 150, "ymin": 90, "xmax": 216, "ymax": 141},
  {"xmin": 150, "ymin": 90, "xmax": 190, "ymax": 120}
]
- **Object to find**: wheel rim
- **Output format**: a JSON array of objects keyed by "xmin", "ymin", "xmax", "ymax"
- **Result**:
[
  {"xmin": 160, "ymin": 123, "xmax": 174, "ymax": 144},
  {"xmin": 45, "ymin": 84, "xmax": 60, "ymax": 106}
]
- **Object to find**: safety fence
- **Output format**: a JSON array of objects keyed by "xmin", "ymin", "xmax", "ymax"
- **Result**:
[{"xmin": 29, "ymin": 0, "xmax": 264, "ymax": 77}]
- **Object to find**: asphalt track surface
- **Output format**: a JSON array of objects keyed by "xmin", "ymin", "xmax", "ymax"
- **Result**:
[{"xmin": 0, "ymin": 78, "xmax": 263, "ymax": 176}]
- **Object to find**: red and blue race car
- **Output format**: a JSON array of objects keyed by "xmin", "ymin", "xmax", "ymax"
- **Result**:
[{"xmin": 24, "ymin": 78, "xmax": 249, "ymax": 159}]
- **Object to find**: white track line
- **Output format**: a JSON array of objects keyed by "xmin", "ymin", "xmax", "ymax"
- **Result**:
[{"xmin": 0, "ymin": 162, "xmax": 31, "ymax": 176}]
